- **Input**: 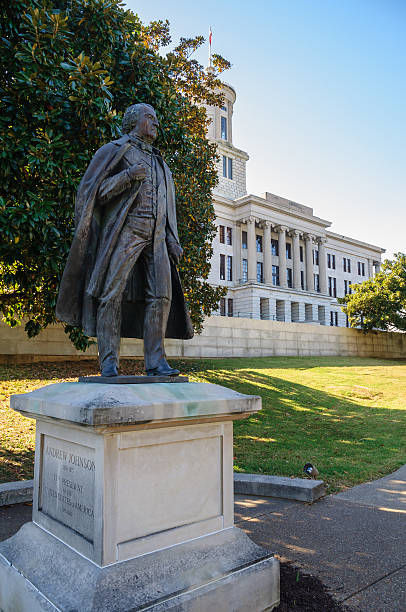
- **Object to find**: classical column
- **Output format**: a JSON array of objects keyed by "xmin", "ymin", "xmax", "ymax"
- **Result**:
[
  {"xmin": 233, "ymin": 223, "xmax": 242, "ymax": 282},
  {"xmin": 263, "ymin": 221, "xmax": 272, "ymax": 284},
  {"xmin": 246, "ymin": 216, "xmax": 257, "ymax": 282},
  {"xmin": 277, "ymin": 225, "xmax": 288, "ymax": 288},
  {"xmin": 291, "ymin": 229, "xmax": 301, "ymax": 290},
  {"xmin": 317, "ymin": 237, "xmax": 327, "ymax": 294},
  {"xmin": 367, "ymin": 258, "xmax": 373, "ymax": 278},
  {"xmin": 374, "ymin": 260, "xmax": 381, "ymax": 274},
  {"xmin": 305, "ymin": 234, "xmax": 315, "ymax": 292}
]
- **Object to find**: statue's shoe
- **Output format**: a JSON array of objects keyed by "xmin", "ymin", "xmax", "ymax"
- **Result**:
[
  {"xmin": 101, "ymin": 363, "xmax": 118, "ymax": 377},
  {"xmin": 146, "ymin": 366, "xmax": 180, "ymax": 377}
]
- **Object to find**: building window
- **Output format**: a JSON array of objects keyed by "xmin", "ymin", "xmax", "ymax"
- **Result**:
[
  {"xmin": 286, "ymin": 243, "xmax": 292, "ymax": 259},
  {"xmin": 221, "ymin": 116, "xmax": 227, "ymax": 140},
  {"xmin": 300, "ymin": 270, "xmax": 305, "ymax": 290},
  {"xmin": 300, "ymin": 246, "xmax": 304, "ymax": 262},
  {"xmin": 227, "ymin": 255, "xmax": 232, "ymax": 281},
  {"xmin": 358, "ymin": 261, "xmax": 365, "ymax": 276},
  {"xmin": 330, "ymin": 311, "xmax": 338, "ymax": 326},
  {"xmin": 219, "ymin": 225, "xmax": 225, "ymax": 243},
  {"xmin": 222, "ymin": 156, "xmax": 233, "ymax": 179},
  {"xmin": 220, "ymin": 298, "xmax": 226, "ymax": 316},
  {"xmin": 343, "ymin": 257, "xmax": 351, "ymax": 273},
  {"xmin": 256, "ymin": 234, "xmax": 263, "ymax": 252},
  {"xmin": 313, "ymin": 249, "xmax": 319, "ymax": 265},
  {"xmin": 260, "ymin": 297, "xmax": 269, "ymax": 320},
  {"xmin": 227, "ymin": 298, "xmax": 233, "ymax": 317},
  {"xmin": 242, "ymin": 231, "xmax": 247, "ymax": 249},
  {"xmin": 242, "ymin": 259, "xmax": 248, "ymax": 282},
  {"xmin": 272, "ymin": 265, "xmax": 279, "ymax": 286},
  {"xmin": 220, "ymin": 254, "xmax": 225, "ymax": 280},
  {"xmin": 226, "ymin": 227, "xmax": 232, "ymax": 245},
  {"xmin": 344, "ymin": 279, "xmax": 352, "ymax": 295},
  {"xmin": 328, "ymin": 276, "xmax": 337, "ymax": 297},
  {"xmin": 257, "ymin": 262, "xmax": 263, "ymax": 283},
  {"xmin": 287, "ymin": 268, "xmax": 293, "ymax": 288},
  {"xmin": 327, "ymin": 253, "xmax": 336, "ymax": 269},
  {"xmin": 271, "ymin": 238, "xmax": 279, "ymax": 256},
  {"xmin": 314, "ymin": 273, "xmax": 320, "ymax": 292},
  {"xmin": 221, "ymin": 105, "xmax": 227, "ymax": 112}
]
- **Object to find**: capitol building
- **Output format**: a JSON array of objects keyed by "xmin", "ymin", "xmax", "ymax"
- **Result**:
[{"xmin": 205, "ymin": 83, "xmax": 385, "ymax": 328}]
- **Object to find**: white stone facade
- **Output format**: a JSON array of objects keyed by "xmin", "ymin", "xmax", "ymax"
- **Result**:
[{"xmin": 206, "ymin": 83, "xmax": 385, "ymax": 327}]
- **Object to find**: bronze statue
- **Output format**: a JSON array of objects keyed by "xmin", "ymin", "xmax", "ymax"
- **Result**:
[{"xmin": 56, "ymin": 103, "xmax": 193, "ymax": 377}]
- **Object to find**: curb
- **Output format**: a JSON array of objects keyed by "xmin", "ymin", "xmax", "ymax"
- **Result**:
[
  {"xmin": 0, "ymin": 474, "xmax": 325, "ymax": 507},
  {"xmin": 0, "ymin": 480, "xmax": 34, "ymax": 506},
  {"xmin": 234, "ymin": 473, "xmax": 326, "ymax": 503}
]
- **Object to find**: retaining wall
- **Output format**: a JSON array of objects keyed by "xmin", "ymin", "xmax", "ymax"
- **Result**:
[{"xmin": 0, "ymin": 317, "xmax": 405, "ymax": 362}]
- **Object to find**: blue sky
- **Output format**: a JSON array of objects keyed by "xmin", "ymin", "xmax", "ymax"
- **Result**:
[{"xmin": 125, "ymin": 0, "xmax": 405, "ymax": 259}]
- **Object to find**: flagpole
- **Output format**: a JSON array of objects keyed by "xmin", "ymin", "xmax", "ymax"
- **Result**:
[{"xmin": 209, "ymin": 26, "xmax": 212, "ymax": 68}]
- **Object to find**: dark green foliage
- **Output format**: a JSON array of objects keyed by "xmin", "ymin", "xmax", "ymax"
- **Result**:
[
  {"xmin": 339, "ymin": 253, "xmax": 406, "ymax": 331},
  {"xmin": 0, "ymin": 0, "xmax": 229, "ymax": 349}
]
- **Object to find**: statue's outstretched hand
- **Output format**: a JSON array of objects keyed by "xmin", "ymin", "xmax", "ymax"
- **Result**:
[{"xmin": 168, "ymin": 243, "xmax": 183, "ymax": 265}]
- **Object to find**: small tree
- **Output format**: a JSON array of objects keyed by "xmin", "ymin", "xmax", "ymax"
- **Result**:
[
  {"xmin": 0, "ymin": 0, "xmax": 229, "ymax": 349},
  {"xmin": 339, "ymin": 253, "xmax": 406, "ymax": 332}
]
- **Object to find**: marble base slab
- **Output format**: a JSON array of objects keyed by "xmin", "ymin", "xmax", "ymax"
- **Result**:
[
  {"xmin": 11, "ymin": 381, "xmax": 260, "ymax": 426},
  {"xmin": 0, "ymin": 523, "xmax": 280, "ymax": 612}
]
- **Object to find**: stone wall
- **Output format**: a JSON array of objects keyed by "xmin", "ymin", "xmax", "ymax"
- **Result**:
[
  {"xmin": 0, "ymin": 317, "xmax": 404, "ymax": 363},
  {"xmin": 214, "ymin": 152, "xmax": 247, "ymax": 200}
]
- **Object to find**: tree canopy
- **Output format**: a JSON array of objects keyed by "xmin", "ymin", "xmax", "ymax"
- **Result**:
[
  {"xmin": 0, "ymin": 0, "xmax": 229, "ymax": 350},
  {"xmin": 339, "ymin": 253, "xmax": 406, "ymax": 332}
]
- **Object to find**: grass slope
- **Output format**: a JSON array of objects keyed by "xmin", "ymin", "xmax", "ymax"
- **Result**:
[{"xmin": 1, "ymin": 357, "xmax": 405, "ymax": 492}]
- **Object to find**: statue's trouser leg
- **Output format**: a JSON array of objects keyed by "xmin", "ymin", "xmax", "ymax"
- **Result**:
[
  {"xmin": 143, "ymin": 297, "xmax": 171, "ymax": 371},
  {"xmin": 96, "ymin": 296, "xmax": 122, "ymax": 375},
  {"xmin": 140, "ymin": 243, "xmax": 172, "ymax": 372},
  {"xmin": 96, "ymin": 219, "xmax": 155, "ymax": 375}
]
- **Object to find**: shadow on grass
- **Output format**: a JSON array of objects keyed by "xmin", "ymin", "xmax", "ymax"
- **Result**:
[
  {"xmin": 1, "ymin": 357, "xmax": 406, "ymax": 385},
  {"xmin": 0, "ymin": 447, "xmax": 35, "ymax": 482},
  {"xmin": 196, "ymin": 368, "xmax": 406, "ymax": 490}
]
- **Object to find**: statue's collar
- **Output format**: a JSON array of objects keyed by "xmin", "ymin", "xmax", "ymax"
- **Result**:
[{"xmin": 128, "ymin": 134, "xmax": 154, "ymax": 153}]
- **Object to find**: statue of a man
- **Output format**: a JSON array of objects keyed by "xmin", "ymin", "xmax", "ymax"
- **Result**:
[{"xmin": 56, "ymin": 103, "xmax": 194, "ymax": 377}]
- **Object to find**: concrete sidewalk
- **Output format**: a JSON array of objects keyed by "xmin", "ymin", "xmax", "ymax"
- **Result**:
[
  {"xmin": 236, "ymin": 465, "xmax": 406, "ymax": 611},
  {"xmin": 1, "ymin": 467, "xmax": 405, "ymax": 611}
]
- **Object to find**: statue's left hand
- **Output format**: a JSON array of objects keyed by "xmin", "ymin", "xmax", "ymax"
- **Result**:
[{"xmin": 168, "ymin": 243, "xmax": 183, "ymax": 265}]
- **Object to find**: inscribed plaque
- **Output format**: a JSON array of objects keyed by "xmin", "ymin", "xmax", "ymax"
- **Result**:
[{"xmin": 40, "ymin": 435, "xmax": 95, "ymax": 542}]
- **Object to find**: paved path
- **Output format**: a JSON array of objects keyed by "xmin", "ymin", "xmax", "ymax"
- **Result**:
[
  {"xmin": 1, "ymin": 467, "xmax": 405, "ymax": 611},
  {"xmin": 236, "ymin": 465, "xmax": 406, "ymax": 611}
]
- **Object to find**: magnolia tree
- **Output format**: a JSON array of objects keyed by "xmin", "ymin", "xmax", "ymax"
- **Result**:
[
  {"xmin": 0, "ymin": 0, "xmax": 229, "ymax": 349},
  {"xmin": 339, "ymin": 253, "xmax": 406, "ymax": 332}
]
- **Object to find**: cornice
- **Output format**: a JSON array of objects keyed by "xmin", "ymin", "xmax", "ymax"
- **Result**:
[
  {"xmin": 232, "ymin": 194, "xmax": 332, "ymax": 229},
  {"xmin": 213, "ymin": 139, "xmax": 250, "ymax": 161},
  {"xmin": 326, "ymin": 231, "xmax": 386, "ymax": 253}
]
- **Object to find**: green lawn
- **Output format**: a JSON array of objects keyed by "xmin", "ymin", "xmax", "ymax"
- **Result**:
[{"xmin": 1, "ymin": 357, "xmax": 406, "ymax": 492}]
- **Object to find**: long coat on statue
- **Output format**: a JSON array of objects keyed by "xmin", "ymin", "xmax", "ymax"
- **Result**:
[{"xmin": 56, "ymin": 134, "xmax": 194, "ymax": 340}]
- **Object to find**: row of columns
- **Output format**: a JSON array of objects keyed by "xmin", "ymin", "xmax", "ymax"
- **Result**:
[{"xmin": 240, "ymin": 217, "xmax": 328, "ymax": 294}]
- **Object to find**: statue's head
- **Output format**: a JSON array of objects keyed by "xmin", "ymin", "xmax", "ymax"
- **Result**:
[{"xmin": 122, "ymin": 103, "xmax": 159, "ymax": 143}]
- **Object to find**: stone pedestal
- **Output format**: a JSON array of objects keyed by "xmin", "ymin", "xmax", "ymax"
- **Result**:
[{"xmin": 0, "ymin": 382, "xmax": 279, "ymax": 611}]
